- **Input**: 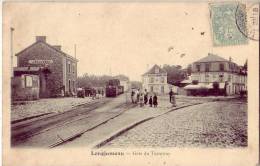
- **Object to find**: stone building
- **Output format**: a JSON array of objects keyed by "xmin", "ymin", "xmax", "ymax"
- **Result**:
[
  {"xmin": 142, "ymin": 64, "xmax": 170, "ymax": 94},
  {"xmin": 14, "ymin": 36, "xmax": 78, "ymax": 98},
  {"xmin": 185, "ymin": 53, "xmax": 247, "ymax": 95}
]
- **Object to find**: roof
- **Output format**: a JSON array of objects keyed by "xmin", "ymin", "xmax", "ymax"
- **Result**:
[
  {"xmin": 195, "ymin": 53, "xmax": 228, "ymax": 63},
  {"xmin": 15, "ymin": 41, "xmax": 78, "ymax": 62},
  {"xmin": 13, "ymin": 67, "xmax": 52, "ymax": 74},
  {"xmin": 143, "ymin": 64, "xmax": 167, "ymax": 75},
  {"xmin": 180, "ymin": 79, "xmax": 192, "ymax": 84},
  {"xmin": 14, "ymin": 67, "xmax": 41, "ymax": 72}
]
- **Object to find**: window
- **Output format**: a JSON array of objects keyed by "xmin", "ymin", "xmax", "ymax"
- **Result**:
[
  {"xmin": 205, "ymin": 63, "xmax": 210, "ymax": 72},
  {"xmin": 205, "ymin": 74, "xmax": 209, "ymax": 83},
  {"xmin": 68, "ymin": 80, "xmax": 71, "ymax": 92},
  {"xmin": 155, "ymin": 68, "xmax": 159, "ymax": 74},
  {"xmin": 67, "ymin": 61, "xmax": 71, "ymax": 73},
  {"xmin": 160, "ymin": 77, "xmax": 164, "ymax": 83},
  {"xmin": 25, "ymin": 75, "xmax": 33, "ymax": 87},
  {"xmin": 219, "ymin": 63, "xmax": 224, "ymax": 71},
  {"xmin": 219, "ymin": 75, "xmax": 224, "ymax": 82},
  {"xmin": 149, "ymin": 77, "xmax": 154, "ymax": 83},
  {"xmin": 196, "ymin": 64, "xmax": 200, "ymax": 72},
  {"xmin": 161, "ymin": 86, "xmax": 164, "ymax": 93},
  {"xmin": 150, "ymin": 86, "xmax": 153, "ymax": 92},
  {"xmin": 228, "ymin": 74, "xmax": 231, "ymax": 81}
]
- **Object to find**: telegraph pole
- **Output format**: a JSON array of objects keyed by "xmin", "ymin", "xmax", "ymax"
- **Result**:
[{"xmin": 10, "ymin": 27, "xmax": 15, "ymax": 77}]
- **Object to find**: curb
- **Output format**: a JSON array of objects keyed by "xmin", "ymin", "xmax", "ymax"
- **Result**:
[{"xmin": 92, "ymin": 102, "xmax": 203, "ymax": 148}]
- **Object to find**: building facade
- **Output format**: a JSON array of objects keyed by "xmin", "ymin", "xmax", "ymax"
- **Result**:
[
  {"xmin": 15, "ymin": 36, "xmax": 78, "ymax": 98},
  {"xmin": 142, "ymin": 64, "xmax": 170, "ymax": 94},
  {"xmin": 189, "ymin": 53, "xmax": 247, "ymax": 95},
  {"xmin": 113, "ymin": 75, "xmax": 130, "ymax": 92}
]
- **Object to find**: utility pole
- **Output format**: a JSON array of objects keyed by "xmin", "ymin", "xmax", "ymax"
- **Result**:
[{"xmin": 10, "ymin": 27, "xmax": 14, "ymax": 77}]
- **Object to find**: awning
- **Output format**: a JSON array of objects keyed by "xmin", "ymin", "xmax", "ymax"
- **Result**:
[
  {"xmin": 13, "ymin": 66, "xmax": 51, "ymax": 76},
  {"xmin": 184, "ymin": 82, "xmax": 226, "ymax": 90},
  {"xmin": 180, "ymin": 79, "xmax": 192, "ymax": 84},
  {"xmin": 184, "ymin": 84, "xmax": 205, "ymax": 90}
]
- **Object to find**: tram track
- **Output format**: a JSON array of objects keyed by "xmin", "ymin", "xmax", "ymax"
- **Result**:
[
  {"xmin": 12, "ymin": 95, "xmax": 135, "ymax": 147},
  {"xmin": 49, "ymin": 103, "xmax": 136, "ymax": 148},
  {"xmin": 11, "ymin": 99, "xmax": 111, "ymax": 146}
]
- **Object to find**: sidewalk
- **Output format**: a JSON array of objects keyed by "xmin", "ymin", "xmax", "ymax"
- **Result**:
[
  {"xmin": 60, "ymin": 98, "xmax": 202, "ymax": 148},
  {"xmin": 11, "ymin": 97, "xmax": 102, "ymax": 122}
]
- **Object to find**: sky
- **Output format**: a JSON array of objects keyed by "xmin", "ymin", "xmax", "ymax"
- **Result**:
[{"xmin": 4, "ymin": 2, "xmax": 257, "ymax": 81}]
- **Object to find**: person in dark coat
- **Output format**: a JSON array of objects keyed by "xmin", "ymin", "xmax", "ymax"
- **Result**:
[
  {"xmin": 153, "ymin": 94, "xmax": 158, "ymax": 107},
  {"xmin": 144, "ymin": 89, "xmax": 148, "ymax": 105},
  {"xmin": 131, "ymin": 90, "xmax": 135, "ymax": 104},
  {"xmin": 149, "ymin": 96, "xmax": 153, "ymax": 107},
  {"xmin": 169, "ymin": 89, "xmax": 174, "ymax": 103}
]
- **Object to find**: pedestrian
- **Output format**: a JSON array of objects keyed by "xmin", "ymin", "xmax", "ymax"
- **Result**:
[
  {"xmin": 139, "ymin": 93, "xmax": 144, "ymax": 107},
  {"xmin": 136, "ymin": 89, "xmax": 140, "ymax": 103},
  {"xmin": 149, "ymin": 96, "xmax": 153, "ymax": 107},
  {"xmin": 171, "ymin": 92, "xmax": 176, "ymax": 107},
  {"xmin": 153, "ymin": 94, "xmax": 158, "ymax": 107},
  {"xmin": 169, "ymin": 89, "xmax": 174, "ymax": 103},
  {"xmin": 144, "ymin": 89, "xmax": 148, "ymax": 105},
  {"xmin": 131, "ymin": 90, "xmax": 135, "ymax": 104},
  {"xmin": 101, "ymin": 89, "xmax": 104, "ymax": 97}
]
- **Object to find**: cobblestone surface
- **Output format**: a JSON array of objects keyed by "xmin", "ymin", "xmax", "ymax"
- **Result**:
[{"xmin": 104, "ymin": 100, "xmax": 247, "ymax": 148}]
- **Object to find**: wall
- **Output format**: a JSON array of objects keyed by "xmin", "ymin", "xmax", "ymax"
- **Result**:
[
  {"xmin": 65, "ymin": 58, "xmax": 77, "ymax": 94},
  {"xmin": 11, "ymin": 75, "xmax": 40, "ymax": 101},
  {"xmin": 142, "ymin": 74, "xmax": 169, "ymax": 94},
  {"xmin": 17, "ymin": 42, "xmax": 64, "ymax": 97}
]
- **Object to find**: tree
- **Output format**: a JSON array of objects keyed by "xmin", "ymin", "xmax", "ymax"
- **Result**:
[
  {"xmin": 130, "ymin": 81, "xmax": 142, "ymax": 89},
  {"xmin": 187, "ymin": 64, "xmax": 192, "ymax": 76},
  {"xmin": 162, "ymin": 64, "xmax": 186, "ymax": 85},
  {"xmin": 77, "ymin": 74, "xmax": 114, "ymax": 88}
]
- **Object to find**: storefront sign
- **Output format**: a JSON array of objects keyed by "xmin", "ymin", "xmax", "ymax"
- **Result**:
[{"xmin": 28, "ymin": 60, "xmax": 53, "ymax": 65}]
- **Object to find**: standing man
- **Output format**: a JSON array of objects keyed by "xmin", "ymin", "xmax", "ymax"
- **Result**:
[
  {"xmin": 169, "ymin": 89, "xmax": 174, "ymax": 103},
  {"xmin": 144, "ymin": 89, "xmax": 148, "ymax": 105},
  {"xmin": 131, "ymin": 89, "xmax": 135, "ymax": 103}
]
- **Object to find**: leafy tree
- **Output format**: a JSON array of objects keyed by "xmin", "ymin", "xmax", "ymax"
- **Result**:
[
  {"xmin": 130, "ymin": 81, "xmax": 142, "ymax": 89},
  {"xmin": 162, "ymin": 64, "xmax": 187, "ymax": 85},
  {"xmin": 77, "ymin": 74, "xmax": 130, "ymax": 88}
]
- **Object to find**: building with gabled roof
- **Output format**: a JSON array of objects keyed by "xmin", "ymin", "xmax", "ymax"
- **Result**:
[
  {"xmin": 185, "ymin": 53, "xmax": 247, "ymax": 95},
  {"xmin": 14, "ymin": 36, "xmax": 78, "ymax": 98},
  {"xmin": 142, "ymin": 64, "xmax": 171, "ymax": 94}
]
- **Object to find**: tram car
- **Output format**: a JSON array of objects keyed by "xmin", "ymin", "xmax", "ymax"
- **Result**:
[{"xmin": 106, "ymin": 79, "xmax": 124, "ymax": 97}]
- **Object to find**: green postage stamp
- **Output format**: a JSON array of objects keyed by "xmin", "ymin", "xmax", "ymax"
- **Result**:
[{"xmin": 210, "ymin": 2, "xmax": 248, "ymax": 46}]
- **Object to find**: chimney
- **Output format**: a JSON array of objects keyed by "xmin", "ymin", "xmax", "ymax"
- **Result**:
[
  {"xmin": 53, "ymin": 45, "xmax": 61, "ymax": 51},
  {"xmin": 36, "ymin": 36, "xmax": 46, "ymax": 42}
]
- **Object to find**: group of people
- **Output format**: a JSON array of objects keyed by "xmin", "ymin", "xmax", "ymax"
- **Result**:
[
  {"xmin": 131, "ymin": 88, "xmax": 176, "ymax": 108},
  {"xmin": 131, "ymin": 89, "xmax": 158, "ymax": 107}
]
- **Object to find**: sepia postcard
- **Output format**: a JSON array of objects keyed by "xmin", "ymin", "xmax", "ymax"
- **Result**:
[{"xmin": 2, "ymin": 1, "xmax": 259, "ymax": 166}]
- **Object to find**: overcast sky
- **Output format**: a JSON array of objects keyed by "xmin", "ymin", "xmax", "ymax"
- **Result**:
[{"xmin": 4, "ymin": 2, "xmax": 257, "ymax": 81}]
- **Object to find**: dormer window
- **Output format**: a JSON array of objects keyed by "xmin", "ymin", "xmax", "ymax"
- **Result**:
[
  {"xmin": 155, "ymin": 68, "xmax": 159, "ymax": 74},
  {"xmin": 205, "ymin": 63, "xmax": 210, "ymax": 72},
  {"xmin": 219, "ymin": 63, "xmax": 224, "ymax": 71},
  {"xmin": 196, "ymin": 64, "xmax": 200, "ymax": 72}
]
